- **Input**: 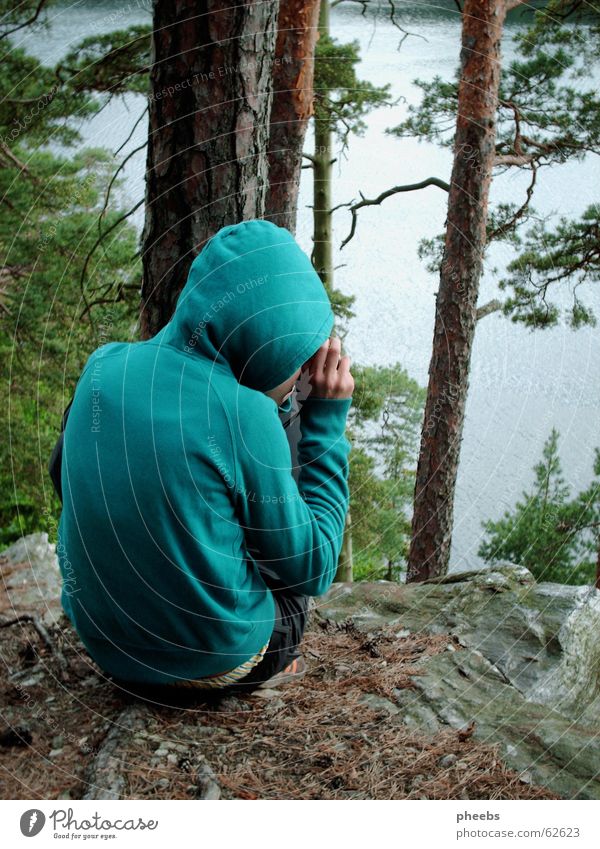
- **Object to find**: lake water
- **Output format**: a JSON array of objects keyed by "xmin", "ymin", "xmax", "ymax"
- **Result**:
[{"xmin": 18, "ymin": 0, "xmax": 600, "ymax": 570}]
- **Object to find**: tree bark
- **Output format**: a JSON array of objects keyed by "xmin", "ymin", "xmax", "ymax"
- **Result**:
[
  {"xmin": 140, "ymin": 0, "xmax": 279, "ymax": 339},
  {"xmin": 406, "ymin": 0, "xmax": 507, "ymax": 582},
  {"xmin": 264, "ymin": 0, "xmax": 321, "ymax": 234},
  {"xmin": 311, "ymin": 0, "xmax": 332, "ymax": 288},
  {"xmin": 311, "ymin": 114, "xmax": 333, "ymax": 287}
]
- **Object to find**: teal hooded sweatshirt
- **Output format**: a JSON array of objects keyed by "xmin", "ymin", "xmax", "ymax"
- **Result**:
[{"xmin": 57, "ymin": 219, "xmax": 352, "ymax": 685}]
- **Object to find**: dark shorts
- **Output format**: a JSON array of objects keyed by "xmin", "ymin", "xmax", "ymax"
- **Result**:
[
  {"xmin": 214, "ymin": 561, "xmax": 311, "ymax": 695},
  {"xmin": 111, "ymin": 562, "xmax": 311, "ymax": 699},
  {"xmin": 220, "ymin": 391, "xmax": 309, "ymax": 694}
]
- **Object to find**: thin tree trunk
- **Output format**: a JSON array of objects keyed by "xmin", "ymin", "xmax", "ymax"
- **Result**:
[
  {"xmin": 595, "ymin": 538, "xmax": 600, "ymax": 590},
  {"xmin": 265, "ymin": 0, "xmax": 321, "ymax": 234},
  {"xmin": 310, "ymin": 1, "xmax": 353, "ymax": 581},
  {"xmin": 406, "ymin": 0, "xmax": 508, "ymax": 582},
  {"xmin": 140, "ymin": 0, "xmax": 279, "ymax": 339},
  {"xmin": 311, "ymin": 0, "xmax": 332, "ymax": 288},
  {"xmin": 311, "ymin": 116, "xmax": 333, "ymax": 286}
]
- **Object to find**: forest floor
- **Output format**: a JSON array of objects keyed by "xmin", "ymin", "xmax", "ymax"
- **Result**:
[{"xmin": 0, "ymin": 605, "xmax": 559, "ymax": 801}]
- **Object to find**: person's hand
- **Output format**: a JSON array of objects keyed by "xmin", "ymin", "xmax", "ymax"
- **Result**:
[{"xmin": 302, "ymin": 336, "xmax": 354, "ymax": 400}]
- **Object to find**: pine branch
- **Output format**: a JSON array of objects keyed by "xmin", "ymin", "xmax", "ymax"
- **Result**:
[
  {"xmin": 476, "ymin": 299, "xmax": 502, "ymax": 321},
  {"xmin": 340, "ymin": 178, "xmax": 450, "ymax": 249},
  {"xmin": 0, "ymin": 0, "xmax": 48, "ymax": 41}
]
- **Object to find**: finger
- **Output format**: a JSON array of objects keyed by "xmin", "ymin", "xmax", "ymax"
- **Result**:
[
  {"xmin": 337, "ymin": 356, "xmax": 354, "ymax": 397},
  {"xmin": 337, "ymin": 355, "xmax": 351, "ymax": 376},
  {"xmin": 307, "ymin": 337, "xmax": 331, "ymax": 376},
  {"xmin": 324, "ymin": 336, "xmax": 341, "ymax": 371}
]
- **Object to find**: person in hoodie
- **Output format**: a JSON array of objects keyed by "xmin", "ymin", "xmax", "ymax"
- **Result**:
[{"xmin": 52, "ymin": 219, "xmax": 353, "ymax": 693}]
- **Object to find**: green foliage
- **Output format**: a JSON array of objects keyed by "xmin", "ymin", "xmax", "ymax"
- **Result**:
[
  {"xmin": 388, "ymin": 45, "xmax": 600, "ymax": 167},
  {"xmin": 57, "ymin": 26, "xmax": 151, "ymax": 96},
  {"xmin": 0, "ymin": 27, "xmax": 141, "ymax": 545},
  {"xmin": 499, "ymin": 204, "xmax": 600, "ymax": 328},
  {"xmin": 479, "ymin": 428, "xmax": 600, "ymax": 585},
  {"xmin": 323, "ymin": 279, "xmax": 356, "ymax": 327},
  {"xmin": 314, "ymin": 34, "xmax": 393, "ymax": 148},
  {"xmin": 0, "ymin": 46, "xmax": 98, "ymax": 149},
  {"xmin": 386, "ymin": 74, "xmax": 456, "ymax": 146},
  {"xmin": 0, "ymin": 3, "xmax": 420, "ymax": 590},
  {"xmin": 348, "ymin": 363, "xmax": 425, "ymax": 580},
  {"xmin": 349, "ymin": 449, "xmax": 410, "ymax": 582},
  {"xmin": 386, "ymin": 8, "xmax": 600, "ymax": 328},
  {"xmin": 516, "ymin": 1, "xmax": 600, "ymax": 66},
  {"xmin": 0, "ymin": 0, "xmax": 56, "ymax": 40}
]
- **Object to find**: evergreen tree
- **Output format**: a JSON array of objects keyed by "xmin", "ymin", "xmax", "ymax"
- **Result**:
[
  {"xmin": 349, "ymin": 363, "xmax": 425, "ymax": 581},
  {"xmin": 1, "ymin": 1, "xmax": 424, "ymax": 584},
  {"xmin": 0, "ymin": 7, "xmax": 141, "ymax": 543},
  {"xmin": 479, "ymin": 428, "xmax": 600, "ymax": 585},
  {"xmin": 349, "ymin": 0, "xmax": 600, "ymax": 580}
]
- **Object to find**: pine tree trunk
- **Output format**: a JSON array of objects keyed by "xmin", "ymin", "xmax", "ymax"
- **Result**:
[
  {"xmin": 406, "ymin": 0, "xmax": 507, "ymax": 582},
  {"xmin": 264, "ymin": 0, "xmax": 321, "ymax": 234},
  {"xmin": 140, "ymin": 0, "xmax": 279, "ymax": 339}
]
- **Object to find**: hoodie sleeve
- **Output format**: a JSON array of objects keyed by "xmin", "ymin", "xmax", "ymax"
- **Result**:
[{"xmin": 228, "ymin": 393, "xmax": 352, "ymax": 597}]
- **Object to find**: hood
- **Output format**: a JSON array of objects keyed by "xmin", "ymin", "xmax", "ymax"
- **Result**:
[{"xmin": 156, "ymin": 219, "xmax": 334, "ymax": 393}]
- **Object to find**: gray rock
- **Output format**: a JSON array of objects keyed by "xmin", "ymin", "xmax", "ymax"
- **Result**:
[
  {"xmin": 320, "ymin": 568, "xmax": 600, "ymax": 799},
  {"xmin": 322, "ymin": 567, "xmax": 600, "ymax": 721},
  {"xmin": 190, "ymin": 757, "xmax": 221, "ymax": 800},
  {"xmin": 251, "ymin": 688, "xmax": 281, "ymax": 699},
  {"xmin": 83, "ymin": 705, "xmax": 149, "ymax": 800},
  {"xmin": 9, "ymin": 669, "xmax": 46, "ymax": 687},
  {"xmin": 529, "ymin": 590, "xmax": 600, "ymax": 725},
  {"xmin": 359, "ymin": 693, "xmax": 401, "ymax": 716},
  {"xmin": 0, "ymin": 533, "xmax": 62, "ymax": 625},
  {"xmin": 4, "ymin": 535, "xmax": 598, "ymax": 799}
]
